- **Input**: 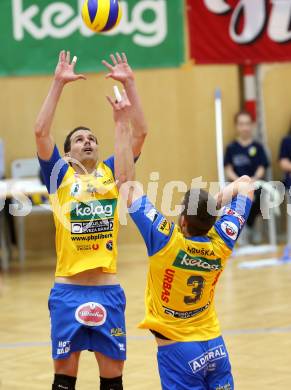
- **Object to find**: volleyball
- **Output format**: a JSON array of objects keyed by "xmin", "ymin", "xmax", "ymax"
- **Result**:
[{"xmin": 81, "ymin": 0, "xmax": 122, "ymax": 33}]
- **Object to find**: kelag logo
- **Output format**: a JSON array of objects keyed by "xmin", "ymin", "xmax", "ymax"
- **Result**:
[
  {"xmin": 173, "ymin": 251, "xmax": 222, "ymax": 272},
  {"xmin": 71, "ymin": 199, "xmax": 117, "ymax": 221},
  {"xmin": 1, "ymin": 0, "xmax": 184, "ymax": 76},
  {"xmin": 12, "ymin": 0, "xmax": 167, "ymax": 46}
]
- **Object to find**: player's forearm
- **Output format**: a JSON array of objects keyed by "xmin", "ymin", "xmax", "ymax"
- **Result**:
[
  {"xmin": 34, "ymin": 79, "xmax": 64, "ymax": 138},
  {"xmin": 123, "ymin": 78, "xmax": 148, "ymax": 156},
  {"xmin": 115, "ymin": 121, "xmax": 135, "ymax": 187},
  {"xmin": 215, "ymin": 176, "xmax": 254, "ymax": 208}
]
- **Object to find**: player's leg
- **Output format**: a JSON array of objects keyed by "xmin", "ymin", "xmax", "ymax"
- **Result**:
[
  {"xmin": 206, "ymin": 336, "xmax": 234, "ymax": 390},
  {"xmin": 95, "ymin": 352, "xmax": 124, "ymax": 389},
  {"xmin": 49, "ymin": 284, "xmax": 91, "ymax": 390},
  {"xmin": 90, "ymin": 285, "xmax": 127, "ymax": 390},
  {"xmin": 53, "ymin": 352, "xmax": 81, "ymax": 389},
  {"xmin": 157, "ymin": 342, "xmax": 207, "ymax": 390}
]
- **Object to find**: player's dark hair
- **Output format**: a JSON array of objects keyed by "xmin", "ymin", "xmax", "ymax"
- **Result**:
[
  {"xmin": 234, "ymin": 110, "xmax": 253, "ymax": 124},
  {"xmin": 64, "ymin": 126, "xmax": 97, "ymax": 153},
  {"xmin": 181, "ymin": 189, "xmax": 217, "ymax": 236}
]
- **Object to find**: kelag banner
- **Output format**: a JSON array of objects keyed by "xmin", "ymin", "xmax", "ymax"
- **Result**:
[
  {"xmin": 0, "ymin": 0, "xmax": 184, "ymax": 76},
  {"xmin": 188, "ymin": 0, "xmax": 291, "ymax": 64}
]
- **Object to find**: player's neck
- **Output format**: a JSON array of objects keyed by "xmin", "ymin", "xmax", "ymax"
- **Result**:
[{"xmin": 71, "ymin": 160, "xmax": 97, "ymax": 175}]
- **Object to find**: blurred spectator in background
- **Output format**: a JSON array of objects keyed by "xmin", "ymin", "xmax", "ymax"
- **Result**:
[
  {"xmin": 0, "ymin": 139, "xmax": 16, "ymax": 248},
  {"xmin": 224, "ymin": 111, "xmax": 269, "ymax": 245},
  {"xmin": 278, "ymin": 126, "xmax": 291, "ymax": 245},
  {"xmin": 279, "ymin": 126, "xmax": 291, "ymax": 190}
]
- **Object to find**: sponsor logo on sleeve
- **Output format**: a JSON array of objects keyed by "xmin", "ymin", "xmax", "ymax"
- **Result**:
[
  {"xmin": 75, "ymin": 302, "xmax": 107, "ymax": 326},
  {"xmin": 220, "ymin": 221, "xmax": 238, "ymax": 240},
  {"xmin": 146, "ymin": 208, "xmax": 158, "ymax": 222},
  {"xmin": 188, "ymin": 345, "xmax": 227, "ymax": 374},
  {"xmin": 224, "ymin": 208, "xmax": 245, "ymax": 228},
  {"xmin": 157, "ymin": 218, "xmax": 171, "ymax": 236}
]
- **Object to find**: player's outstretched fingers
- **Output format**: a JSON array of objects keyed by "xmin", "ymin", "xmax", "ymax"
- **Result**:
[
  {"xmin": 106, "ymin": 95, "xmax": 116, "ymax": 108},
  {"xmin": 121, "ymin": 89, "xmax": 130, "ymax": 104},
  {"xmin": 59, "ymin": 50, "xmax": 66, "ymax": 63},
  {"xmin": 66, "ymin": 51, "xmax": 70, "ymax": 64},
  {"xmin": 121, "ymin": 52, "xmax": 128, "ymax": 63},
  {"xmin": 102, "ymin": 60, "xmax": 114, "ymax": 72},
  {"xmin": 116, "ymin": 52, "xmax": 122, "ymax": 64},
  {"xmin": 110, "ymin": 54, "xmax": 117, "ymax": 65}
]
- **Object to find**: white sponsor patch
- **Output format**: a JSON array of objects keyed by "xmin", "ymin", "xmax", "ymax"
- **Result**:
[
  {"xmin": 118, "ymin": 343, "xmax": 126, "ymax": 351},
  {"xmin": 188, "ymin": 345, "xmax": 227, "ymax": 374},
  {"xmin": 71, "ymin": 223, "xmax": 82, "ymax": 234},
  {"xmin": 75, "ymin": 302, "xmax": 107, "ymax": 326},
  {"xmin": 221, "ymin": 221, "xmax": 238, "ymax": 240},
  {"xmin": 57, "ymin": 340, "xmax": 71, "ymax": 356},
  {"xmin": 146, "ymin": 208, "xmax": 158, "ymax": 222}
]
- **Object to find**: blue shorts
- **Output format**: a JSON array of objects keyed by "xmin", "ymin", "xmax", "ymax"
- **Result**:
[
  {"xmin": 49, "ymin": 283, "xmax": 126, "ymax": 361},
  {"xmin": 158, "ymin": 336, "xmax": 233, "ymax": 390}
]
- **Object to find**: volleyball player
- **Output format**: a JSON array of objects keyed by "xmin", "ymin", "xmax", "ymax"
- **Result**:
[
  {"xmin": 35, "ymin": 50, "xmax": 147, "ymax": 390},
  {"xmin": 109, "ymin": 95, "xmax": 254, "ymax": 389}
]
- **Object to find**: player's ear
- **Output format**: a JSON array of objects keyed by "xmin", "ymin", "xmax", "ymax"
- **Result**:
[{"xmin": 179, "ymin": 215, "xmax": 187, "ymax": 233}]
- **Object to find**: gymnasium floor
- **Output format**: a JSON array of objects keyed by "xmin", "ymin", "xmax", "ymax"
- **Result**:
[{"xmin": 0, "ymin": 243, "xmax": 291, "ymax": 389}]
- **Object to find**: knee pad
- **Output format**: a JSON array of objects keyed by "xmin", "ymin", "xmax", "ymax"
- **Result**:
[
  {"xmin": 52, "ymin": 374, "xmax": 77, "ymax": 390},
  {"xmin": 100, "ymin": 376, "xmax": 123, "ymax": 390}
]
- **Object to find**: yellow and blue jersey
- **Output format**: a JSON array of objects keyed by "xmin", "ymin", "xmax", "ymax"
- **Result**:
[
  {"xmin": 39, "ymin": 145, "xmax": 120, "ymax": 277},
  {"xmin": 129, "ymin": 195, "xmax": 252, "ymax": 341}
]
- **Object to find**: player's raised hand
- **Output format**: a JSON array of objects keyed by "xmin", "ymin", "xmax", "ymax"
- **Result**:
[
  {"xmin": 102, "ymin": 52, "xmax": 134, "ymax": 84},
  {"xmin": 106, "ymin": 87, "xmax": 132, "ymax": 124},
  {"xmin": 54, "ymin": 50, "xmax": 86, "ymax": 84}
]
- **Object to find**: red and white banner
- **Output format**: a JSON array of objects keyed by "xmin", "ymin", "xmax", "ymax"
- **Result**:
[{"xmin": 187, "ymin": 0, "xmax": 291, "ymax": 64}]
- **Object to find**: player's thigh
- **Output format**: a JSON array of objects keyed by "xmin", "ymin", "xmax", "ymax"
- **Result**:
[
  {"xmin": 54, "ymin": 352, "xmax": 81, "ymax": 377},
  {"xmin": 89, "ymin": 285, "xmax": 126, "ymax": 373},
  {"xmin": 158, "ymin": 342, "xmax": 207, "ymax": 390},
  {"xmin": 94, "ymin": 351, "xmax": 124, "ymax": 378},
  {"xmin": 206, "ymin": 338, "xmax": 234, "ymax": 390}
]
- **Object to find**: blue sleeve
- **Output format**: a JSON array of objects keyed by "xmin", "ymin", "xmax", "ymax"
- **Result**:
[
  {"xmin": 257, "ymin": 144, "xmax": 269, "ymax": 168},
  {"xmin": 224, "ymin": 145, "xmax": 233, "ymax": 166},
  {"xmin": 279, "ymin": 138, "xmax": 291, "ymax": 160},
  {"xmin": 38, "ymin": 145, "xmax": 69, "ymax": 194},
  {"xmin": 214, "ymin": 195, "xmax": 252, "ymax": 250},
  {"xmin": 129, "ymin": 195, "xmax": 174, "ymax": 257},
  {"xmin": 103, "ymin": 154, "xmax": 141, "ymax": 179}
]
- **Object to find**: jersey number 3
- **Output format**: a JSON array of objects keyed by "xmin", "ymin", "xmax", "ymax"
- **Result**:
[{"xmin": 184, "ymin": 275, "xmax": 205, "ymax": 305}]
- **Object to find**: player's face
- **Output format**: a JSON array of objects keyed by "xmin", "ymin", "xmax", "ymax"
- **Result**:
[
  {"xmin": 69, "ymin": 130, "xmax": 99, "ymax": 167},
  {"xmin": 236, "ymin": 114, "xmax": 253, "ymax": 139}
]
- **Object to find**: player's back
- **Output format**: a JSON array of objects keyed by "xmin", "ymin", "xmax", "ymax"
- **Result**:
[{"xmin": 130, "ymin": 194, "xmax": 251, "ymax": 342}]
